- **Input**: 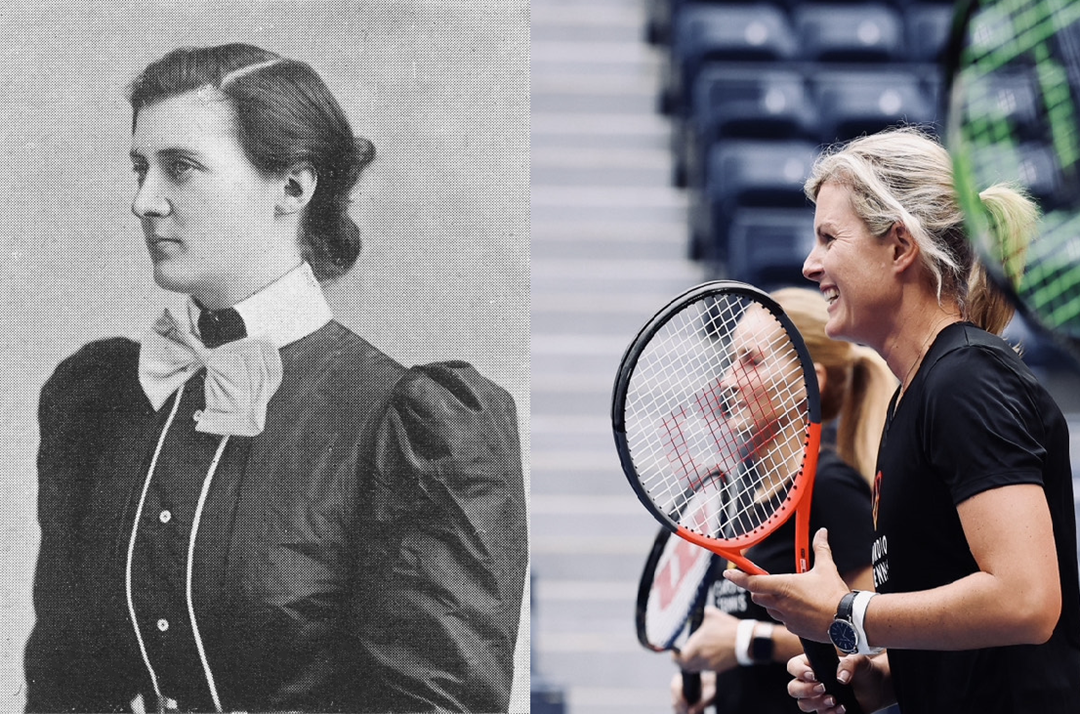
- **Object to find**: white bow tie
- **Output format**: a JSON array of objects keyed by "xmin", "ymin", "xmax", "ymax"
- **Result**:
[{"xmin": 138, "ymin": 309, "xmax": 283, "ymax": 437}]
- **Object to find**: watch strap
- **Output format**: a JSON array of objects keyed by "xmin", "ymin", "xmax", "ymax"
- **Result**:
[
  {"xmin": 751, "ymin": 621, "xmax": 775, "ymax": 664},
  {"xmin": 835, "ymin": 591, "xmax": 857, "ymax": 622},
  {"xmin": 735, "ymin": 618, "xmax": 756, "ymax": 666},
  {"xmin": 852, "ymin": 590, "xmax": 884, "ymax": 656}
]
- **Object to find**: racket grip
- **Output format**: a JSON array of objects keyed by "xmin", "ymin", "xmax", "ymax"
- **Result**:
[
  {"xmin": 682, "ymin": 670, "xmax": 701, "ymax": 706},
  {"xmin": 800, "ymin": 638, "xmax": 864, "ymax": 714}
]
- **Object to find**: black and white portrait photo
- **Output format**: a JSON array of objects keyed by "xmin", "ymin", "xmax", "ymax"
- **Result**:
[{"xmin": 0, "ymin": 2, "xmax": 530, "ymax": 712}]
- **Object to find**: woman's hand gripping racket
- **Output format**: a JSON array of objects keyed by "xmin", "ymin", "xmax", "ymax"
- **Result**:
[
  {"xmin": 946, "ymin": 0, "xmax": 1080, "ymax": 365},
  {"xmin": 613, "ymin": 281, "xmax": 863, "ymax": 714},
  {"xmin": 636, "ymin": 524, "xmax": 718, "ymax": 706}
]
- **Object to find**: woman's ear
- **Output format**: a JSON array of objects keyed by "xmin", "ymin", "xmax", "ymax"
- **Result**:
[
  {"xmin": 887, "ymin": 222, "xmax": 920, "ymax": 274},
  {"xmin": 276, "ymin": 163, "xmax": 317, "ymax": 216}
]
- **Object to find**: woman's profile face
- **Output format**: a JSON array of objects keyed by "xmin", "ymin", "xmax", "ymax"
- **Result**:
[
  {"xmin": 803, "ymin": 181, "xmax": 898, "ymax": 349},
  {"xmin": 130, "ymin": 90, "xmax": 284, "ymax": 307}
]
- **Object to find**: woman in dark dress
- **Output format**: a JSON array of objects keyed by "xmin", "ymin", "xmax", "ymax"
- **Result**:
[{"xmin": 24, "ymin": 44, "xmax": 527, "ymax": 714}]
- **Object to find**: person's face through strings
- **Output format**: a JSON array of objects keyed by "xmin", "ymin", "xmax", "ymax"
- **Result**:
[
  {"xmin": 130, "ymin": 89, "xmax": 294, "ymax": 309},
  {"xmin": 720, "ymin": 307, "xmax": 804, "ymax": 448}
]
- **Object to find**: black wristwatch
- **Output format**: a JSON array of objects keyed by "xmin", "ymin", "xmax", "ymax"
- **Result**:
[
  {"xmin": 751, "ymin": 622, "xmax": 775, "ymax": 663},
  {"xmin": 828, "ymin": 592, "xmax": 859, "ymax": 655}
]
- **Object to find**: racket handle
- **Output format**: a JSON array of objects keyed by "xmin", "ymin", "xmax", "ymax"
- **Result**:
[
  {"xmin": 682, "ymin": 670, "xmax": 701, "ymax": 706},
  {"xmin": 801, "ymin": 638, "xmax": 864, "ymax": 714}
]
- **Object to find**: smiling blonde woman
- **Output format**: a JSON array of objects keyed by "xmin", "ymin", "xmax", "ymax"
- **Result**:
[{"xmin": 729, "ymin": 128, "xmax": 1080, "ymax": 714}]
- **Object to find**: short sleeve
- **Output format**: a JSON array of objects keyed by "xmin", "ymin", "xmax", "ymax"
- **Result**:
[
  {"xmin": 922, "ymin": 346, "xmax": 1047, "ymax": 506},
  {"xmin": 350, "ymin": 361, "xmax": 527, "ymax": 713},
  {"xmin": 810, "ymin": 452, "xmax": 873, "ymax": 575}
]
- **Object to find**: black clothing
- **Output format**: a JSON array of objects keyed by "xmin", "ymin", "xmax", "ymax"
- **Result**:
[
  {"xmin": 711, "ymin": 450, "xmax": 874, "ymax": 714},
  {"xmin": 25, "ymin": 323, "xmax": 527, "ymax": 713},
  {"xmin": 873, "ymin": 322, "xmax": 1080, "ymax": 713}
]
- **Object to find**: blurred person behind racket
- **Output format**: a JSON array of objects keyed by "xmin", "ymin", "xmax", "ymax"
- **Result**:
[{"xmin": 669, "ymin": 287, "xmax": 894, "ymax": 714}]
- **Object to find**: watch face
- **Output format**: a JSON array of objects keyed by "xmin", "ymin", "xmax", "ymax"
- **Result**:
[{"xmin": 828, "ymin": 620, "xmax": 859, "ymax": 654}]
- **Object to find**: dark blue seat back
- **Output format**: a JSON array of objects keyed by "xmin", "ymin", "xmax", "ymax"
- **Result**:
[
  {"xmin": 685, "ymin": 66, "xmax": 815, "ymax": 188},
  {"xmin": 794, "ymin": 4, "xmax": 904, "ymax": 63},
  {"xmin": 698, "ymin": 139, "xmax": 819, "ymax": 262},
  {"xmin": 669, "ymin": 4, "xmax": 797, "ymax": 115},
  {"xmin": 905, "ymin": 3, "xmax": 955, "ymax": 62},
  {"xmin": 812, "ymin": 69, "xmax": 937, "ymax": 142},
  {"xmin": 727, "ymin": 208, "xmax": 817, "ymax": 290}
]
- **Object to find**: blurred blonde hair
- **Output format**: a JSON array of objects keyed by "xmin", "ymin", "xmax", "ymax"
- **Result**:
[
  {"xmin": 803, "ymin": 127, "xmax": 1038, "ymax": 335},
  {"xmin": 773, "ymin": 288, "xmax": 897, "ymax": 484}
]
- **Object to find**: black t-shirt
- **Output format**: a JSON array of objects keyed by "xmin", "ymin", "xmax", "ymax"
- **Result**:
[
  {"xmin": 710, "ymin": 450, "xmax": 873, "ymax": 714},
  {"xmin": 873, "ymin": 323, "xmax": 1080, "ymax": 713}
]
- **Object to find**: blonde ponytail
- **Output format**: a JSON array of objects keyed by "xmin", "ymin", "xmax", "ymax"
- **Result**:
[{"xmin": 967, "ymin": 184, "xmax": 1040, "ymax": 335}]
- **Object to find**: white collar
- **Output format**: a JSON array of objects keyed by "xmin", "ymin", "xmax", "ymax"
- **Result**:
[{"xmin": 186, "ymin": 262, "xmax": 333, "ymax": 349}]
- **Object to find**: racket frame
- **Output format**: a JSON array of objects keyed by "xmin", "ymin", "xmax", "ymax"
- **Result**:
[
  {"xmin": 943, "ymin": 0, "xmax": 1080, "ymax": 365},
  {"xmin": 613, "ymin": 281, "xmax": 823, "ymax": 576},
  {"xmin": 634, "ymin": 525, "xmax": 719, "ymax": 652},
  {"xmin": 616, "ymin": 281, "xmax": 862, "ymax": 714}
]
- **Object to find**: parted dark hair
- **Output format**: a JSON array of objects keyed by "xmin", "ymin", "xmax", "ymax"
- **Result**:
[{"xmin": 129, "ymin": 43, "xmax": 375, "ymax": 281}]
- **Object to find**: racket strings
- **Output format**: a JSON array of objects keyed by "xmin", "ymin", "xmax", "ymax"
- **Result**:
[
  {"xmin": 955, "ymin": 0, "xmax": 1080, "ymax": 342},
  {"xmin": 623, "ymin": 295, "xmax": 811, "ymax": 545}
]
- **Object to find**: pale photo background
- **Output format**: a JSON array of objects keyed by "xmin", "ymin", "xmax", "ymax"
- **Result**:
[{"xmin": 0, "ymin": 1, "xmax": 530, "ymax": 710}]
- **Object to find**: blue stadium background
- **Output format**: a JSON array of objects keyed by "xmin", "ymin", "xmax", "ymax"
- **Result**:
[{"xmin": 531, "ymin": 0, "xmax": 1080, "ymax": 712}]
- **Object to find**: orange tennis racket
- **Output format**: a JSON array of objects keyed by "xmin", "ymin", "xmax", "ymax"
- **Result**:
[{"xmin": 612, "ymin": 281, "xmax": 861, "ymax": 714}]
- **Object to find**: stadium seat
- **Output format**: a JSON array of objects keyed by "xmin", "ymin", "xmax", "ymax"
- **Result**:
[
  {"xmin": 811, "ymin": 69, "xmax": 937, "ymax": 143},
  {"xmin": 921, "ymin": 70, "xmax": 946, "ymax": 119},
  {"xmin": 793, "ymin": 4, "xmax": 905, "ymax": 63},
  {"xmin": 905, "ymin": 3, "xmax": 955, "ymax": 63},
  {"xmin": 774, "ymin": 0, "xmax": 922, "ymax": 9},
  {"xmin": 955, "ymin": 68, "xmax": 1043, "ymax": 142},
  {"xmin": 647, "ymin": 0, "xmax": 724, "ymax": 45},
  {"xmin": 691, "ymin": 66, "xmax": 815, "ymax": 142},
  {"xmin": 726, "ymin": 208, "xmax": 817, "ymax": 290},
  {"xmin": 681, "ymin": 66, "xmax": 816, "ymax": 188},
  {"xmin": 694, "ymin": 139, "xmax": 819, "ymax": 263},
  {"xmin": 665, "ymin": 4, "xmax": 798, "ymax": 115}
]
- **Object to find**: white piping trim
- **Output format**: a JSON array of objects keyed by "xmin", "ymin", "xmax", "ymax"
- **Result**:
[
  {"xmin": 125, "ymin": 386, "xmax": 184, "ymax": 700},
  {"xmin": 187, "ymin": 435, "xmax": 229, "ymax": 713}
]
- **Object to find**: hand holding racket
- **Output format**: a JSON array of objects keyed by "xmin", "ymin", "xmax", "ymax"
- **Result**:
[{"xmin": 612, "ymin": 281, "xmax": 863, "ymax": 714}]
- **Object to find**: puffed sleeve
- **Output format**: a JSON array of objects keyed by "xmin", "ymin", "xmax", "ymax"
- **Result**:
[
  {"xmin": 25, "ymin": 338, "xmax": 140, "ymax": 713},
  {"xmin": 349, "ymin": 361, "xmax": 527, "ymax": 713}
]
